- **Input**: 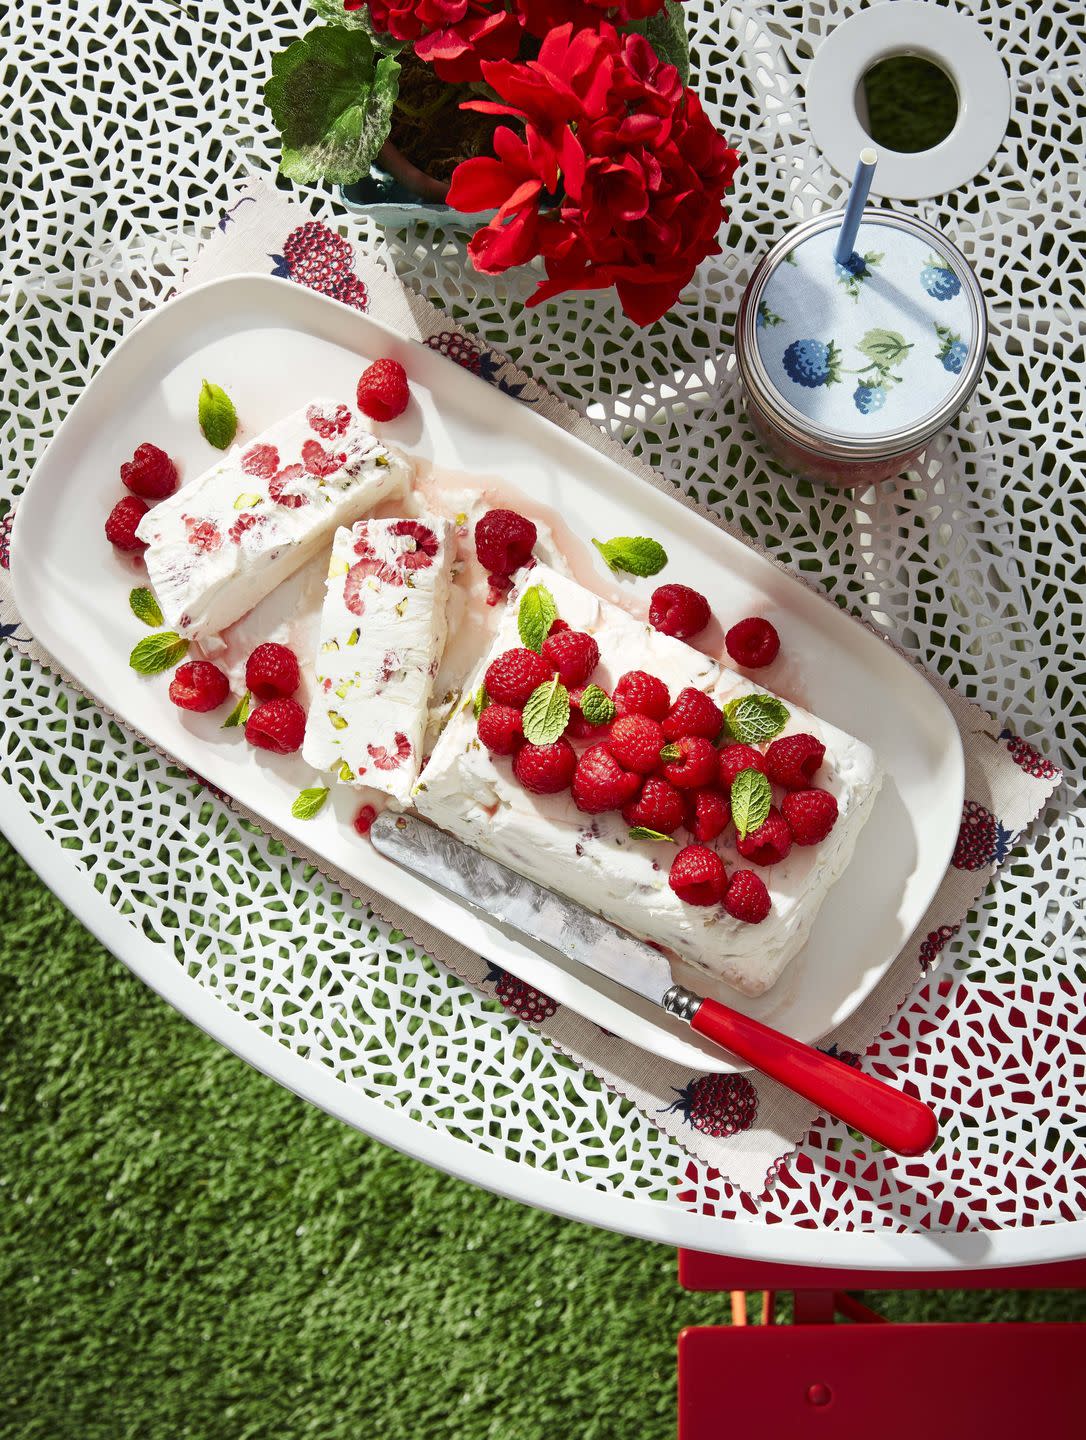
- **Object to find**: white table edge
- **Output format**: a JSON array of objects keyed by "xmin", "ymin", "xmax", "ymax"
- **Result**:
[{"xmin": 4, "ymin": 780, "xmax": 1082, "ymax": 1272}]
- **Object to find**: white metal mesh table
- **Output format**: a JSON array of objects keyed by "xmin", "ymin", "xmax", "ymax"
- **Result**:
[{"xmin": 2, "ymin": 0, "xmax": 1083, "ymax": 1265}]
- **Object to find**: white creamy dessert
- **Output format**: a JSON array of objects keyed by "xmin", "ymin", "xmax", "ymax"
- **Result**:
[
  {"xmin": 303, "ymin": 515, "xmax": 454, "ymax": 804},
  {"xmin": 414, "ymin": 565, "xmax": 882, "ymax": 997},
  {"xmin": 137, "ymin": 400, "xmax": 410, "ymax": 644}
]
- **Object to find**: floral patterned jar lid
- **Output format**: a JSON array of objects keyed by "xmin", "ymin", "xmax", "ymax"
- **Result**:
[{"xmin": 738, "ymin": 209, "xmax": 987, "ymax": 460}]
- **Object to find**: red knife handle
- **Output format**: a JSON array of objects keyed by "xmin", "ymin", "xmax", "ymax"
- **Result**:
[{"xmin": 688, "ymin": 997, "xmax": 937, "ymax": 1156}]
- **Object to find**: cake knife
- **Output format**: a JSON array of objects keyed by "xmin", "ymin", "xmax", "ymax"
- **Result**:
[{"xmin": 370, "ymin": 812, "xmax": 937, "ymax": 1156}]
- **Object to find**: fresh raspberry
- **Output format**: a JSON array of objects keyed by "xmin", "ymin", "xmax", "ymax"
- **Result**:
[
  {"xmin": 612, "ymin": 670, "xmax": 670, "ymax": 721},
  {"xmin": 474, "ymin": 508, "xmax": 537, "ymax": 575},
  {"xmin": 355, "ymin": 357, "xmax": 410, "ymax": 421},
  {"xmin": 168, "ymin": 661, "xmax": 230, "ymax": 713},
  {"xmin": 513, "ymin": 738, "xmax": 576, "ymax": 794},
  {"xmin": 609, "ymin": 714, "xmax": 666, "ymax": 774},
  {"xmin": 566, "ymin": 684, "xmax": 611, "ymax": 740},
  {"xmin": 725, "ymin": 616, "xmax": 780, "ymax": 669},
  {"xmin": 668, "ymin": 845, "xmax": 727, "ymax": 906},
  {"xmin": 622, "ymin": 775, "xmax": 685, "ymax": 834},
  {"xmin": 718, "ymin": 743, "xmax": 766, "ymax": 790},
  {"xmin": 723, "ymin": 869, "xmax": 772, "ymax": 924},
  {"xmin": 763, "ymin": 736, "xmax": 821, "ymax": 792},
  {"xmin": 353, "ymin": 804, "xmax": 377, "ymax": 836},
  {"xmin": 478, "ymin": 703, "xmax": 523, "ymax": 755},
  {"xmin": 735, "ymin": 806, "xmax": 793, "ymax": 867},
  {"xmin": 486, "ymin": 573, "xmax": 514, "ymax": 607},
  {"xmin": 484, "ymin": 647, "xmax": 552, "ymax": 707},
  {"xmin": 662, "ymin": 687, "xmax": 723, "ymax": 741},
  {"xmin": 105, "ymin": 494, "xmax": 149, "ymax": 552},
  {"xmin": 572, "ymin": 743, "xmax": 640, "ymax": 813},
  {"xmin": 120, "ymin": 442, "xmax": 178, "ymax": 499},
  {"xmin": 685, "ymin": 787, "xmax": 732, "ymax": 843},
  {"xmin": 245, "ymin": 642, "xmax": 301, "ymax": 701},
  {"xmin": 244, "ymin": 697, "xmax": 307, "ymax": 755},
  {"xmin": 649, "ymin": 583, "xmax": 711, "ymax": 640},
  {"xmin": 542, "ymin": 628, "xmax": 599, "ymax": 687},
  {"xmin": 782, "ymin": 788, "xmax": 839, "ymax": 845},
  {"xmin": 661, "ymin": 735, "xmax": 718, "ymax": 790},
  {"xmin": 548, "ymin": 618, "xmax": 570, "ymax": 634}
]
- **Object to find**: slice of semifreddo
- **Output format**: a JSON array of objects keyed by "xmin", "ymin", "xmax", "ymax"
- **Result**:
[
  {"xmin": 413, "ymin": 565, "xmax": 882, "ymax": 998},
  {"xmin": 136, "ymin": 400, "xmax": 410, "ymax": 643},
  {"xmin": 303, "ymin": 516, "xmax": 454, "ymax": 804}
]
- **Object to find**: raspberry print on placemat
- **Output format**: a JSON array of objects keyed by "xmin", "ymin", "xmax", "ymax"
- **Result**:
[
  {"xmin": 270, "ymin": 221, "xmax": 369, "ymax": 311},
  {"xmin": 485, "ymin": 963, "xmax": 558, "ymax": 1024},
  {"xmin": 665, "ymin": 1073, "xmax": 758, "ymax": 1139}
]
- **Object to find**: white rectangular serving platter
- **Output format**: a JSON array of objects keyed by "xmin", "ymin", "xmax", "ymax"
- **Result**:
[{"xmin": 12, "ymin": 275, "xmax": 964, "ymax": 1072}]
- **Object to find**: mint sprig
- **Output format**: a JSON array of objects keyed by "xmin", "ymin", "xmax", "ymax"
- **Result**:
[
  {"xmin": 579, "ymin": 684, "xmax": 615, "ymax": 727},
  {"xmin": 129, "ymin": 632, "xmax": 189, "ymax": 675},
  {"xmin": 628, "ymin": 826, "xmax": 677, "ymax": 844},
  {"xmin": 129, "ymin": 587, "xmax": 163, "ymax": 628},
  {"xmin": 591, "ymin": 535, "xmax": 668, "ymax": 577},
  {"xmin": 472, "ymin": 685, "xmax": 489, "ymax": 720},
  {"xmin": 723, "ymin": 694, "xmax": 789, "ymax": 745},
  {"xmin": 291, "ymin": 786, "xmax": 329, "ymax": 820},
  {"xmin": 517, "ymin": 584, "xmax": 558, "ymax": 654},
  {"xmin": 522, "ymin": 678, "xmax": 570, "ymax": 745},
  {"xmin": 198, "ymin": 380, "xmax": 238, "ymax": 450},
  {"xmin": 222, "ymin": 692, "xmax": 252, "ymax": 730},
  {"xmin": 731, "ymin": 768, "xmax": 772, "ymax": 841}
]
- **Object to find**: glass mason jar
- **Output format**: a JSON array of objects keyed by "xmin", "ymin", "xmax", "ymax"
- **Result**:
[{"xmin": 735, "ymin": 209, "xmax": 987, "ymax": 488}]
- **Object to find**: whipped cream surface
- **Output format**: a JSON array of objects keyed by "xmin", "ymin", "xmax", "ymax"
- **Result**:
[
  {"xmin": 414, "ymin": 565, "xmax": 882, "ymax": 997},
  {"xmin": 137, "ymin": 399, "xmax": 409, "ymax": 643},
  {"xmin": 303, "ymin": 515, "xmax": 454, "ymax": 804}
]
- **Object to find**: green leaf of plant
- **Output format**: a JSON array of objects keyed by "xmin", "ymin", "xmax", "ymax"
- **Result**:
[
  {"xmin": 723, "ymin": 693, "xmax": 789, "ymax": 745},
  {"xmin": 265, "ymin": 25, "xmax": 401, "ymax": 186},
  {"xmin": 522, "ymin": 678, "xmax": 570, "ymax": 745},
  {"xmin": 222, "ymin": 692, "xmax": 252, "ymax": 729},
  {"xmin": 291, "ymin": 786, "xmax": 330, "ymax": 820},
  {"xmin": 198, "ymin": 380, "xmax": 238, "ymax": 450},
  {"xmin": 129, "ymin": 632, "xmax": 189, "ymax": 675},
  {"xmin": 517, "ymin": 584, "xmax": 558, "ymax": 653},
  {"xmin": 309, "ymin": 0, "xmax": 404, "ymax": 49},
  {"xmin": 129, "ymin": 586, "xmax": 163, "ymax": 628},
  {"xmin": 579, "ymin": 683, "xmax": 616, "ymax": 727},
  {"xmin": 472, "ymin": 685, "xmax": 489, "ymax": 720},
  {"xmin": 731, "ymin": 768, "xmax": 772, "ymax": 841},
  {"xmin": 857, "ymin": 328, "xmax": 912, "ymax": 368},
  {"xmin": 591, "ymin": 535, "xmax": 668, "ymax": 577},
  {"xmin": 628, "ymin": 826, "xmax": 677, "ymax": 844},
  {"xmin": 659, "ymin": 742, "xmax": 682, "ymax": 761},
  {"xmin": 638, "ymin": 2, "xmax": 692, "ymax": 85}
]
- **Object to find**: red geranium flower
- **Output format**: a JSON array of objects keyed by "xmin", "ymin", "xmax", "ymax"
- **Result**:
[{"xmin": 448, "ymin": 22, "xmax": 740, "ymax": 325}]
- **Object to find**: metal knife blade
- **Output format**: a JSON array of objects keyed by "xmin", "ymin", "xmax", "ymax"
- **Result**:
[{"xmin": 370, "ymin": 811, "xmax": 675, "ymax": 1008}]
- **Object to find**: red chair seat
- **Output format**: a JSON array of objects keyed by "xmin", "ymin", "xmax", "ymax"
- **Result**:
[{"xmin": 679, "ymin": 1322, "xmax": 1086, "ymax": 1438}]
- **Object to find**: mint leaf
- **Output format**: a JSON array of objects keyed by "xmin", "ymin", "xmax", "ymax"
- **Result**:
[
  {"xmin": 129, "ymin": 587, "xmax": 163, "ymax": 628},
  {"xmin": 291, "ymin": 786, "xmax": 329, "ymax": 820},
  {"xmin": 522, "ymin": 678, "xmax": 570, "ymax": 745},
  {"xmin": 592, "ymin": 535, "xmax": 668, "ymax": 577},
  {"xmin": 517, "ymin": 584, "xmax": 558, "ymax": 654},
  {"xmin": 199, "ymin": 380, "xmax": 237, "ymax": 450},
  {"xmin": 579, "ymin": 683, "xmax": 615, "ymax": 727},
  {"xmin": 724, "ymin": 694, "xmax": 789, "ymax": 745},
  {"xmin": 222, "ymin": 692, "xmax": 251, "ymax": 729},
  {"xmin": 472, "ymin": 685, "xmax": 489, "ymax": 720},
  {"xmin": 129, "ymin": 632, "xmax": 189, "ymax": 675},
  {"xmin": 264, "ymin": 25, "xmax": 401, "ymax": 186},
  {"xmin": 628, "ymin": 826, "xmax": 677, "ymax": 844},
  {"xmin": 731, "ymin": 768, "xmax": 772, "ymax": 841}
]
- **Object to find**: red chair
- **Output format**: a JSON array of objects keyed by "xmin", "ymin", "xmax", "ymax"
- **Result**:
[{"xmin": 677, "ymin": 1250, "xmax": 1086, "ymax": 1437}]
